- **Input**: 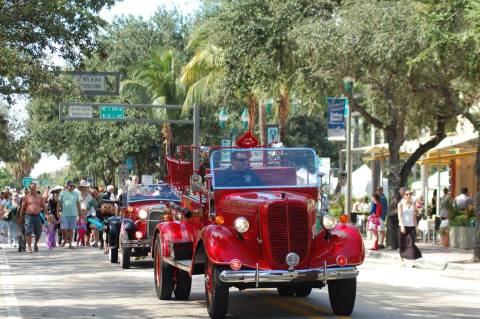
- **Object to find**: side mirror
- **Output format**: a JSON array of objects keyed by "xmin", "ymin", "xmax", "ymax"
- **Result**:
[{"xmin": 190, "ymin": 173, "xmax": 206, "ymax": 193}]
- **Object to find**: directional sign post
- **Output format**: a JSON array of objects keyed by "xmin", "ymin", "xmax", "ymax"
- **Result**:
[
  {"xmin": 22, "ymin": 177, "xmax": 33, "ymax": 189},
  {"xmin": 100, "ymin": 106, "xmax": 125, "ymax": 119},
  {"xmin": 74, "ymin": 74, "xmax": 105, "ymax": 92},
  {"xmin": 68, "ymin": 105, "xmax": 93, "ymax": 119},
  {"xmin": 57, "ymin": 71, "xmax": 121, "ymax": 96}
]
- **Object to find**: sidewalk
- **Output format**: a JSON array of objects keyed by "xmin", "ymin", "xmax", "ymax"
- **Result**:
[{"xmin": 363, "ymin": 238, "xmax": 480, "ymax": 272}]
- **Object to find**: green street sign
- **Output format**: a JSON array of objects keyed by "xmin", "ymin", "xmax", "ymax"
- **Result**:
[
  {"xmin": 100, "ymin": 106, "xmax": 125, "ymax": 119},
  {"xmin": 22, "ymin": 177, "xmax": 33, "ymax": 188}
]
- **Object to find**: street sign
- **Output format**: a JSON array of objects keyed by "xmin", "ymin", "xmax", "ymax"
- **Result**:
[
  {"xmin": 22, "ymin": 177, "xmax": 33, "ymax": 188},
  {"xmin": 68, "ymin": 105, "xmax": 93, "ymax": 119},
  {"xmin": 327, "ymin": 97, "xmax": 347, "ymax": 142},
  {"xmin": 125, "ymin": 156, "xmax": 135, "ymax": 171},
  {"xmin": 100, "ymin": 106, "xmax": 125, "ymax": 119},
  {"xmin": 74, "ymin": 74, "xmax": 106, "ymax": 92}
]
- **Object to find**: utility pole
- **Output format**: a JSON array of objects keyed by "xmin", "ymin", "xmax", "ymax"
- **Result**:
[{"xmin": 343, "ymin": 77, "xmax": 354, "ymax": 221}]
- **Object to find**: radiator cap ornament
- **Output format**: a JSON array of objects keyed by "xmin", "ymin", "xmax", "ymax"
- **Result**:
[{"xmin": 285, "ymin": 252, "xmax": 300, "ymax": 270}]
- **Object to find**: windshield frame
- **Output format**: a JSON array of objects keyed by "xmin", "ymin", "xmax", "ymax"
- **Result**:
[
  {"xmin": 210, "ymin": 147, "xmax": 319, "ymax": 190},
  {"xmin": 126, "ymin": 183, "xmax": 180, "ymax": 204}
]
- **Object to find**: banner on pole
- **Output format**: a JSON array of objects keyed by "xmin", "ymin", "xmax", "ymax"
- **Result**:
[{"xmin": 327, "ymin": 98, "xmax": 346, "ymax": 141}]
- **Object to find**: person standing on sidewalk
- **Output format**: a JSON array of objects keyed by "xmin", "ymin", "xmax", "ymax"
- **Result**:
[
  {"xmin": 375, "ymin": 187, "xmax": 388, "ymax": 249},
  {"xmin": 19, "ymin": 182, "xmax": 48, "ymax": 253},
  {"xmin": 398, "ymin": 189, "xmax": 422, "ymax": 265},
  {"xmin": 57, "ymin": 181, "xmax": 81, "ymax": 249}
]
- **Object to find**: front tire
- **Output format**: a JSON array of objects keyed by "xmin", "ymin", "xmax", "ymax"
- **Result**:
[
  {"xmin": 109, "ymin": 247, "xmax": 118, "ymax": 263},
  {"xmin": 154, "ymin": 234, "xmax": 174, "ymax": 300},
  {"xmin": 205, "ymin": 259, "xmax": 229, "ymax": 319},
  {"xmin": 174, "ymin": 269, "xmax": 192, "ymax": 300},
  {"xmin": 120, "ymin": 247, "xmax": 131, "ymax": 269},
  {"xmin": 328, "ymin": 278, "xmax": 356, "ymax": 315}
]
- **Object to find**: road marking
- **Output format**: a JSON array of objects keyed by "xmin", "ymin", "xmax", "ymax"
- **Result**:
[
  {"xmin": 0, "ymin": 249, "xmax": 23, "ymax": 319},
  {"xmin": 245, "ymin": 289, "xmax": 351, "ymax": 319},
  {"xmin": 244, "ymin": 290, "xmax": 326, "ymax": 318}
]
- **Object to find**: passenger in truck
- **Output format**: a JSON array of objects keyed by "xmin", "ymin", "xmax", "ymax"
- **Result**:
[{"xmin": 215, "ymin": 151, "xmax": 263, "ymax": 187}]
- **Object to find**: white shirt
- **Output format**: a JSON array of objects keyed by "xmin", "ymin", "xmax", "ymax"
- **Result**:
[
  {"xmin": 399, "ymin": 200, "xmax": 415, "ymax": 227},
  {"xmin": 454, "ymin": 194, "xmax": 472, "ymax": 209}
]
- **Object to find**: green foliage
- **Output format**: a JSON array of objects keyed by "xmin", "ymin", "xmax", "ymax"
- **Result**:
[
  {"xmin": 25, "ymin": 9, "xmax": 193, "ymax": 185},
  {"xmin": 0, "ymin": 0, "xmax": 117, "ymax": 98},
  {"xmin": 0, "ymin": 167, "xmax": 14, "ymax": 189},
  {"xmin": 285, "ymin": 113, "xmax": 338, "ymax": 162}
]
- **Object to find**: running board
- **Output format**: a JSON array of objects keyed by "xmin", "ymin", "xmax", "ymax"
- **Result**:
[{"xmin": 163, "ymin": 257, "xmax": 192, "ymax": 272}]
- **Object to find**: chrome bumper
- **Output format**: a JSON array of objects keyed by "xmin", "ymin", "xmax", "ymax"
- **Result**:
[
  {"xmin": 121, "ymin": 239, "xmax": 151, "ymax": 249},
  {"xmin": 219, "ymin": 266, "xmax": 358, "ymax": 284}
]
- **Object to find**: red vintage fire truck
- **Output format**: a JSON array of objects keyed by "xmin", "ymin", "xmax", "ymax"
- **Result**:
[{"xmin": 152, "ymin": 140, "xmax": 364, "ymax": 318}]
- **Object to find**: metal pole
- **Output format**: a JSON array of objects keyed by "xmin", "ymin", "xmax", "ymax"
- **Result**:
[
  {"xmin": 346, "ymin": 100, "xmax": 353, "ymax": 221},
  {"xmin": 192, "ymin": 104, "xmax": 200, "ymax": 171}
]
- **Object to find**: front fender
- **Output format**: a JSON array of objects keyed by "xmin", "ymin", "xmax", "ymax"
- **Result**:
[
  {"xmin": 107, "ymin": 216, "xmax": 121, "ymax": 247},
  {"xmin": 200, "ymin": 225, "xmax": 264, "ymax": 269},
  {"xmin": 310, "ymin": 223, "xmax": 365, "ymax": 268},
  {"xmin": 120, "ymin": 218, "xmax": 137, "ymax": 240},
  {"xmin": 156, "ymin": 222, "xmax": 195, "ymax": 258}
]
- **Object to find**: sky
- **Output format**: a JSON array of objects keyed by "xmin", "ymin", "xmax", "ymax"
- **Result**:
[{"xmin": 28, "ymin": 0, "xmax": 201, "ymax": 178}]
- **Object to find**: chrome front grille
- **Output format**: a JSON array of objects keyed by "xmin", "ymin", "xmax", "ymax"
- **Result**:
[
  {"xmin": 147, "ymin": 210, "xmax": 164, "ymax": 238},
  {"xmin": 266, "ymin": 202, "xmax": 309, "ymax": 267}
]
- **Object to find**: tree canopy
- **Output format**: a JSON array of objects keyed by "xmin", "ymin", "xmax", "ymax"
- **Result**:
[{"xmin": 0, "ymin": 0, "xmax": 117, "ymax": 99}]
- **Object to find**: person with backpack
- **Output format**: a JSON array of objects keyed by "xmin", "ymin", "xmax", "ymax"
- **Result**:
[{"xmin": 1, "ymin": 190, "xmax": 17, "ymax": 247}]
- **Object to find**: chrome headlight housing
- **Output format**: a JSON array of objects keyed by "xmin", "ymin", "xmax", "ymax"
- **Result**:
[
  {"xmin": 322, "ymin": 215, "xmax": 337, "ymax": 230},
  {"xmin": 234, "ymin": 217, "xmax": 250, "ymax": 233},
  {"xmin": 138, "ymin": 209, "xmax": 148, "ymax": 220}
]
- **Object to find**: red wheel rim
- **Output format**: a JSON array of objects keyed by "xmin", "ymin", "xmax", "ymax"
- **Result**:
[{"xmin": 205, "ymin": 261, "xmax": 213, "ymax": 302}]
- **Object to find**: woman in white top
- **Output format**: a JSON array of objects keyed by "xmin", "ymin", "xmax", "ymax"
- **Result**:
[{"xmin": 397, "ymin": 190, "xmax": 422, "ymax": 262}]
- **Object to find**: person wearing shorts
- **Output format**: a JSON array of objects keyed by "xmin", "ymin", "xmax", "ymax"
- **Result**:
[
  {"xmin": 19, "ymin": 182, "xmax": 47, "ymax": 253},
  {"xmin": 57, "ymin": 181, "xmax": 81, "ymax": 249}
]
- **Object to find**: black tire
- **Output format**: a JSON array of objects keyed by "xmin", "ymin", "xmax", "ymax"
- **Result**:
[
  {"xmin": 295, "ymin": 286, "xmax": 312, "ymax": 297},
  {"xmin": 174, "ymin": 269, "xmax": 192, "ymax": 300},
  {"xmin": 328, "ymin": 278, "xmax": 357, "ymax": 316},
  {"xmin": 109, "ymin": 247, "xmax": 118, "ymax": 263},
  {"xmin": 154, "ymin": 235, "xmax": 174, "ymax": 300},
  {"xmin": 205, "ymin": 260, "xmax": 229, "ymax": 319},
  {"xmin": 120, "ymin": 247, "xmax": 131, "ymax": 269},
  {"xmin": 277, "ymin": 286, "xmax": 297, "ymax": 297}
]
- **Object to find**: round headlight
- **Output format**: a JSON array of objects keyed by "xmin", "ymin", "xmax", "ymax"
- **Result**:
[
  {"xmin": 234, "ymin": 217, "xmax": 249, "ymax": 233},
  {"xmin": 138, "ymin": 209, "xmax": 148, "ymax": 220},
  {"xmin": 322, "ymin": 215, "xmax": 337, "ymax": 230}
]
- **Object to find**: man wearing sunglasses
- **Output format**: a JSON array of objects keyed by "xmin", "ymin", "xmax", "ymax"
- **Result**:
[{"xmin": 216, "ymin": 151, "xmax": 263, "ymax": 187}]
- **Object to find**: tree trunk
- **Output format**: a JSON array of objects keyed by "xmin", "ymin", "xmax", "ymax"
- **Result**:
[
  {"xmin": 386, "ymin": 128, "xmax": 404, "ymax": 212},
  {"xmin": 474, "ymin": 136, "xmax": 480, "ymax": 262},
  {"xmin": 246, "ymin": 93, "xmax": 258, "ymax": 132},
  {"xmin": 259, "ymin": 101, "xmax": 266, "ymax": 145},
  {"xmin": 278, "ymin": 86, "xmax": 289, "ymax": 143}
]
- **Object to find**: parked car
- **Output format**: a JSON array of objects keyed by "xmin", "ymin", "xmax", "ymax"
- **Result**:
[
  {"xmin": 108, "ymin": 183, "xmax": 180, "ymax": 269},
  {"xmin": 152, "ymin": 147, "xmax": 365, "ymax": 318}
]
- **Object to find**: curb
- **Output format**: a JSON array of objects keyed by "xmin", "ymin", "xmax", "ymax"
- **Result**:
[{"xmin": 364, "ymin": 250, "xmax": 479, "ymax": 272}]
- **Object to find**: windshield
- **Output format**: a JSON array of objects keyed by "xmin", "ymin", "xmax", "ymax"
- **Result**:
[
  {"xmin": 210, "ymin": 148, "xmax": 318, "ymax": 189},
  {"xmin": 126, "ymin": 184, "xmax": 180, "ymax": 203}
]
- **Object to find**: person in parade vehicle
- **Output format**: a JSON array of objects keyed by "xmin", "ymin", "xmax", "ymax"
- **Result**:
[{"xmin": 214, "ymin": 151, "xmax": 263, "ymax": 187}]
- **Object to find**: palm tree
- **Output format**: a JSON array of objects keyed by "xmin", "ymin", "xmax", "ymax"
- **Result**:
[
  {"xmin": 121, "ymin": 49, "xmax": 184, "ymax": 155},
  {"xmin": 180, "ymin": 43, "xmax": 225, "ymax": 114},
  {"xmin": 6, "ymin": 139, "xmax": 40, "ymax": 187}
]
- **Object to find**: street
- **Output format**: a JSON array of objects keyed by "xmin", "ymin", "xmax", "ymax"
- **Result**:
[{"xmin": 1, "ymin": 242, "xmax": 479, "ymax": 319}]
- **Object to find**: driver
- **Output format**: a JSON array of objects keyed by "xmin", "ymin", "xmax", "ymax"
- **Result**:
[{"xmin": 215, "ymin": 151, "xmax": 263, "ymax": 187}]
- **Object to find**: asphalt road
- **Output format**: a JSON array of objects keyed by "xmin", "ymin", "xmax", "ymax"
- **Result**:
[{"xmin": 1, "ymin": 241, "xmax": 479, "ymax": 319}]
